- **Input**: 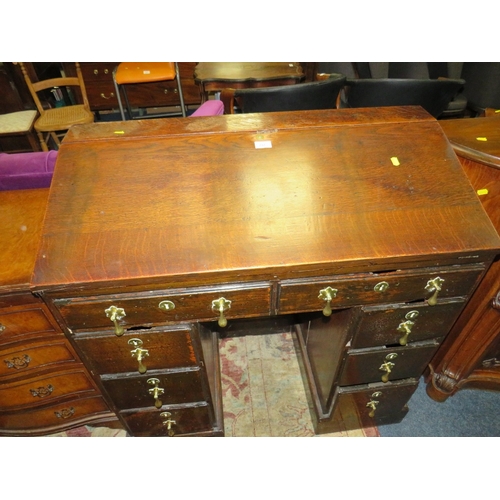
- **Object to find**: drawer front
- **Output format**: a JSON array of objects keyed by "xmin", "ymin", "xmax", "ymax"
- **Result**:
[
  {"xmin": 339, "ymin": 341, "xmax": 440, "ymax": 386},
  {"xmin": 0, "ymin": 339, "xmax": 77, "ymax": 378},
  {"xmin": 330, "ymin": 380, "xmax": 419, "ymax": 431},
  {"xmin": 121, "ymin": 403, "xmax": 216, "ymax": 437},
  {"xmin": 0, "ymin": 396, "xmax": 111, "ymax": 433},
  {"xmin": 278, "ymin": 266, "xmax": 483, "ymax": 315},
  {"xmin": 351, "ymin": 299, "xmax": 466, "ymax": 348},
  {"xmin": 101, "ymin": 369, "xmax": 205, "ymax": 409},
  {"xmin": 0, "ymin": 305, "xmax": 59, "ymax": 344},
  {"xmin": 74, "ymin": 325, "xmax": 200, "ymax": 374},
  {"xmin": 55, "ymin": 283, "xmax": 272, "ymax": 333},
  {"xmin": 0, "ymin": 369, "xmax": 96, "ymax": 409}
]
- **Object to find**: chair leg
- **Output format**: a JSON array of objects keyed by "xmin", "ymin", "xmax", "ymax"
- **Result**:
[
  {"xmin": 36, "ymin": 130, "xmax": 48, "ymax": 152},
  {"xmin": 113, "ymin": 69, "xmax": 127, "ymax": 121},
  {"xmin": 175, "ymin": 62, "xmax": 187, "ymax": 117}
]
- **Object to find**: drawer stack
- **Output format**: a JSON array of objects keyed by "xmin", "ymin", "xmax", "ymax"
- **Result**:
[
  {"xmin": 49, "ymin": 283, "xmax": 266, "ymax": 436},
  {"xmin": 0, "ymin": 296, "xmax": 113, "ymax": 435},
  {"xmin": 288, "ymin": 264, "xmax": 483, "ymax": 434}
]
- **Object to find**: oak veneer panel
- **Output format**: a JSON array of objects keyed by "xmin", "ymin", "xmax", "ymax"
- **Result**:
[{"xmin": 32, "ymin": 108, "xmax": 500, "ymax": 291}]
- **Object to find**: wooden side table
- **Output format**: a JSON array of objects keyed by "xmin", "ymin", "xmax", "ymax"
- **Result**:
[
  {"xmin": 194, "ymin": 62, "xmax": 304, "ymax": 102},
  {"xmin": 427, "ymin": 116, "xmax": 500, "ymax": 401}
]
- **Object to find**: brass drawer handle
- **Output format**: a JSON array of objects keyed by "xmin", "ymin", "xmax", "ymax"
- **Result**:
[
  {"xmin": 366, "ymin": 391, "xmax": 382, "ymax": 418},
  {"xmin": 100, "ymin": 92, "xmax": 115, "ymax": 99},
  {"xmin": 318, "ymin": 286, "xmax": 338, "ymax": 316},
  {"xmin": 147, "ymin": 377, "xmax": 164, "ymax": 408},
  {"xmin": 0, "ymin": 323, "xmax": 5, "ymax": 333},
  {"xmin": 212, "ymin": 297, "xmax": 231, "ymax": 327},
  {"xmin": 379, "ymin": 353, "xmax": 398, "ymax": 383},
  {"xmin": 54, "ymin": 407, "xmax": 75, "ymax": 419},
  {"xmin": 128, "ymin": 338, "xmax": 149, "ymax": 374},
  {"xmin": 160, "ymin": 411, "xmax": 176, "ymax": 436},
  {"xmin": 4, "ymin": 354, "xmax": 31, "ymax": 370},
  {"xmin": 397, "ymin": 320, "xmax": 415, "ymax": 346},
  {"xmin": 105, "ymin": 305, "xmax": 126, "ymax": 336},
  {"xmin": 30, "ymin": 384, "xmax": 54, "ymax": 398},
  {"xmin": 425, "ymin": 277, "xmax": 444, "ymax": 306}
]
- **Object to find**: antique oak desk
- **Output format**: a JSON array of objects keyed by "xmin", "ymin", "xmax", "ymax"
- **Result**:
[
  {"xmin": 29, "ymin": 107, "xmax": 500, "ymax": 436},
  {"xmin": 427, "ymin": 116, "xmax": 500, "ymax": 401},
  {"xmin": 194, "ymin": 63, "xmax": 304, "ymax": 102}
]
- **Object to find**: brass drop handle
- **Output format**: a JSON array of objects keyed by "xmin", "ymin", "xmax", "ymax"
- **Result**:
[
  {"xmin": 366, "ymin": 391, "xmax": 382, "ymax": 418},
  {"xmin": 397, "ymin": 320, "xmax": 415, "ymax": 346},
  {"xmin": 318, "ymin": 287, "xmax": 338, "ymax": 316},
  {"xmin": 4, "ymin": 354, "xmax": 31, "ymax": 370},
  {"xmin": 379, "ymin": 353, "xmax": 398, "ymax": 383},
  {"xmin": 105, "ymin": 305, "xmax": 126, "ymax": 336},
  {"xmin": 100, "ymin": 92, "xmax": 115, "ymax": 99},
  {"xmin": 0, "ymin": 323, "xmax": 5, "ymax": 333},
  {"xmin": 160, "ymin": 411, "xmax": 176, "ymax": 436},
  {"xmin": 425, "ymin": 277, "xmax": 444, "ymax": 306},
  {"xmin": 128, "ymin": 338, "xmax": 149, "ymax": 374},
  {"xmin": 212, "ymin": 297, "xmax": 232, "ymax": 327},
  {"xmin": 147, "ymin": 378, "xmax": 165, "ymax": 409}
]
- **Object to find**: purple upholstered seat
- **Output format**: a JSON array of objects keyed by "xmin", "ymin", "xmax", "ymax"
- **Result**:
[
  {"xmin": 0, "ymin": 150, "xmax": 58, "ymax": 191},
  {"xmin": 190, "ymin": 100, "xmax": 224, "ymax": 117}
]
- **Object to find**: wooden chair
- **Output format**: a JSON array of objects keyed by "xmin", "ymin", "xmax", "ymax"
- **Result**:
[
  {"xmin": 18, "ymin": 63, "xmax": 94, "ymax": 151},
  {"xmin": 220, "ymin": 73, "xmax": 346, "ymax": 114}
]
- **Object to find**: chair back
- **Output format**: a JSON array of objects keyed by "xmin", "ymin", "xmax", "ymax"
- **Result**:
[
  {"xmin": 19, "ymin": 63, "xmax": 91, "ymax": 115},
  {"xmin": 460, "ymin": 62, "xmax": 500, "ymax": 114},
  {"xmin": 342, "ymin": 78, "xmax": 465, "ymax": 118},
  {"xmin": 225, "ymin": 73, "xmax": 346, "ymax": 114}
]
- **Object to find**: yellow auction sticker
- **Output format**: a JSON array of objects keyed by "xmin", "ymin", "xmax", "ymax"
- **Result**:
[{"xmin": 390, "ymin": 157, "xmax": 400, "ymax": 166}]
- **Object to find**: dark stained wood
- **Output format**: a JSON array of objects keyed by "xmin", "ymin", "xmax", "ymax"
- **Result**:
[{"xmin": 427, "ymin": 116, "xmax": 500, "ymax": 401}]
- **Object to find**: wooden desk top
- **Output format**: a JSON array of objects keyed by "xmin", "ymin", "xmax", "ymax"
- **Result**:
[
  {"xmin": 0, "ymin": 188, "xmax": 49, "ymax": 293},
  {"xmin": 194, "ymin": 62, "xmax": 304, "ymax": 84},
  {"xmin": 31, "ymin": 107, "xmax": 500, "ymax": 291},
  {"xmin": 440, "ymin": 116, "xmax": 500, "ymax": 170}
]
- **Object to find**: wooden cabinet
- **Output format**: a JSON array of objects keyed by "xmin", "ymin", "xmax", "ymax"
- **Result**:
[
  {"xmin": 30, "ymin": 107, "xmax": 500, "ymax": 436},
  {"xmin": 0, "ymin": 189, "xmax": 117, "ymax": 436},
  {"xmin": 427, "ymin": 117, "xmax": 500, "ymax": 401},
  {"xmin": 77, "ymin": 62, "xmax": 201, "ymax": 112}
]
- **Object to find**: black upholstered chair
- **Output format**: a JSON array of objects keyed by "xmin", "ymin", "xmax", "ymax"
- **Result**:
[
  {"xmin": 340, "ymin": 78, "xmax": 466, "ymax": 118},
  {"xmin": 220, "ymin": 73, "xmax": 346, "ymax": 114},
  {"xmin": 460, "ymin": 62, "xmax": 500, "ymax": 116}
]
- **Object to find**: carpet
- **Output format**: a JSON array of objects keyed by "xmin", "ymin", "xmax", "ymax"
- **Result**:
[{"xmin": 45, "ymin": 332, "xmax": 378, "ymax": 437}]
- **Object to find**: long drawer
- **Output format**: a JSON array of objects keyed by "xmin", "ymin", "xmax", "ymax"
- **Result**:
[
  {"xmin": 0, "ymin": 339, "xmax": 78, "ymax": 378},
  {"xmin": 54, "ymin": 282, "xmax": 272, "ymax": 333},
  {"xmin": 278, "ymin": 265, "xmax": 483, "ymax": 315},
  {"xmin": 0, "ymin": 368, "xmax": 97, "ymax": 409},
  {"xmin": 101, "ymin": 369, "xmax": 205, "ymax": 409},
  {"xmin": 73, "ymin": 325, "xmax": 200, "ymax": 374},
  {"xmin": 0, "ymin": 304, "xmax": 60, "ymax": 343},
  {"xmin": 0, "ymin": 395, "xmax": 112, "ymax": 433}
]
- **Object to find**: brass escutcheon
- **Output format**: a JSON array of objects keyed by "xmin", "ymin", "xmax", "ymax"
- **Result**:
[
  {"xmin": 318, "ymin": 287, "xmax": 338, "ymax": 316},
  {"xmin": 159, "ymin": 300, "xmax": 175, "ymax": 312},
  {"xmin": 374, "ymin": 281, "xmax": 389, "ymax": 293}
]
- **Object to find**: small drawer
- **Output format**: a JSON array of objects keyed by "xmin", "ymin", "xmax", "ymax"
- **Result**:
[
  {"xmin": 0, "ymin": 368, "xmax": 96, "ymax": 410},
  {"xmin": 325, "ymin": 380, "xmax": 419, "ymax": 433},
  {"xmin": 0, "ymin": 396, "xmax": 112, "ymax": 434},
  {"xmin": 74, "ymin": 324, "xmax": 200, "ymax": 374},
  {"xmin": 278, "ymin": 265, "xmax": 483, "ymax": 315},
  {"xmin": 351, "ymin": 298, "xmax": 466, "ymax": 348},
  {"xmin": 120, "ymin": 403, "xmax": 218, "ymax": 437},
  {"xmin": 54, "ymin": 282, "xmax": 272, "ymax": 333},
  {"xmin": 101, "ymin": 369, "xmax": 205, "ymax": 409},
  {"xmin": 0, "ymin": 339, "xmax": 78, "ymax": 379},
  {"xmin": 339, "ymin": 341, "xmax": 440, "ymax": 386},
  {"xmin": 0, "ymin": 304, "xmax": 60, "ymax": 344}
]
